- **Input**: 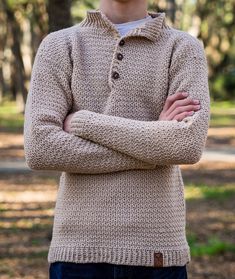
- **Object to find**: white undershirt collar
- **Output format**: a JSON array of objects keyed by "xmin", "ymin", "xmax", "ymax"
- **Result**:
[{"xmin": 114, "ymin": 15, "xmax": 153, "ymax": 36}]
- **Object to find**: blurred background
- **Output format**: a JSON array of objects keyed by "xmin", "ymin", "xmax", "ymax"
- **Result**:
[{"xmin": 0, "ymin": 0, "xmax": 234, "ymax": 278}]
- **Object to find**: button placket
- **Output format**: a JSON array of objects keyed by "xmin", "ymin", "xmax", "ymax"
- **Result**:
[
  {"xmin": 108, "ymin": 38, "xmax": 126, "ymax": 89},
  {"xmin": 111, "ymin": 39, "xmax": 125, "ymax": 81}
]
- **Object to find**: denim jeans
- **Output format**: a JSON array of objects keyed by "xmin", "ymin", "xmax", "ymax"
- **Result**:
[{"xmin": 49, "ymin": 261, "xmax": 188, "ymax": 279}]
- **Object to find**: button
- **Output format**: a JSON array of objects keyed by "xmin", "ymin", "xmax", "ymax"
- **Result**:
[
  {"xmin": 112, "ymin": 71, "xmax": 120, "ymax": 79},
  {"xmin": 117, "ymin": 53, "xmax": 124, "ymax": 60},
  {"xmin": 119, "ymin": 39, "xmax": 125, "ymax": 46}
]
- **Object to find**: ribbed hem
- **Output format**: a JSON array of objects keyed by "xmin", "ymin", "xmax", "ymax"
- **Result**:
[{"xmin": 48, "ymin": 246, "xmax": 191, "ymax": 267}]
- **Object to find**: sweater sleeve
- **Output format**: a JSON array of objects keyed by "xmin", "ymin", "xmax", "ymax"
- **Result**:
[
  {"xmin": 70, "ymin": 35, "xmax": 211, "ymax": 165},
  {"xmin": 23, "ymin": 31, "xmax": 156, "ymax": 173}
]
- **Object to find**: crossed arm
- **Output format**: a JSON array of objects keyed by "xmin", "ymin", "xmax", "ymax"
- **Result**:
[
  {"xmin": 23, "ymin": 33, "xmax": 156, "ymax": 174},
  {"xmin": 24, "ymin": 32, "xmax": 210, "ymax": 173},
  {"xmin": 69, "ymin": 36, "xmax": 210, "ymax": 166}
]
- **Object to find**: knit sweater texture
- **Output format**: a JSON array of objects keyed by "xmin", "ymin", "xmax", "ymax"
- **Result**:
[{"xmin": 23, "ymin": 8, "xmax": 210, "ymax": 268}]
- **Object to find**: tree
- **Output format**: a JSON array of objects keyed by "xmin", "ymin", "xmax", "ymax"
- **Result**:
[
  {"xmin": 148, "ymin": 0, "xmax": 177, "ymax": 26},
  {"xmin": 2, "ymin": 0, "xmax": 28, "ymax": 109},
  {"xmin": 0, "ymin": 1, "xmax": 8, "ymax": 103},
  {"xmin": 196, "ymin": 0, "xmax": 235, "ymax": 100},
  {"xmin": 47, "ymin": 0, "xmax": 72, "ymax": 32},
  {"xmin": 166, "ymin": 0, "xmax": 176, "ymax": 23}
]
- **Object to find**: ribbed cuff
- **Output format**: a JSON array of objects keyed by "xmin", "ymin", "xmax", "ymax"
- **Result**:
[{"xmin": 70, "ymin": 110, "xmax": 97, "ymax": 136}]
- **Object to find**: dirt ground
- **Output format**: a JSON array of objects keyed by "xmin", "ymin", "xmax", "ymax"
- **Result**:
[
  {"xmin": 0, "ymin": 130, "xmax": 235, "ymax": 279},
  {"xmin": 180, "ymin": 155, "xmax": 235, "ymax": 279}
]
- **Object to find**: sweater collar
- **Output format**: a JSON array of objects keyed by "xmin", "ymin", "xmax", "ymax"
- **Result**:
[{"xmin": 79, "ymin": 9, "xmax": 167, "ymax": 42}]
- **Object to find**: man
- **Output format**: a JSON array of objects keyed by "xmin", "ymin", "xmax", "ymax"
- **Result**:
[{"xmin": 23, "ymin": 0, "xmax": 210, "ymax": 278}]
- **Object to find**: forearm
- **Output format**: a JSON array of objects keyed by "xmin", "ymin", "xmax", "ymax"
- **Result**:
[
  {"xmin": 70, "ymin": 105, "xmax": 210, "ymax": 165},
  {"xmin": 70, "ymin": 35, "xmax": 210, "ymax": 166},
  {"xmin": 24, "ymin": 118, "xmax": 156, "ymax": 174}
]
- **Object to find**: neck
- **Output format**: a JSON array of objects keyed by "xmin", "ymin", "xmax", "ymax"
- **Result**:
[{"xmin": 99, "ymin": 0, "xmax": 148, "ymax": 24}]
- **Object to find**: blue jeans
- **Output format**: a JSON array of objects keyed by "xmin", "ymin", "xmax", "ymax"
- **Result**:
[{"xmin": 49, "ymin": 262, "xmax": 188, "ymax": 279}]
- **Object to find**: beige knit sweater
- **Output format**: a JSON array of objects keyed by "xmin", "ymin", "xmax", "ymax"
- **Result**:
[{"xmin": 23, "ymin": 8, "xmax": 210, "ymax": 267}]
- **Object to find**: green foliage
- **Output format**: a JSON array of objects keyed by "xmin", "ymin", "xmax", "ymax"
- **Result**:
[
  {"xmin": 211, "ymin": 100, "xmax": 235, "ymax": 109},
  {"xmin": 210, "ymin": 101, "xmax": 235, "ymax": 126},
  {"xmin": 187, "ymin": 234, "xmax": 235, "ymax": 257},
  {"xmin": 31, "ymin": 239, "xmax": 41, "ymax": 246},
  {"xmin": 0, "ymin": 101, "xmax": 24, "ymax": 131},
  {"xmin": 72, "ymin": 0, "xmax": 98, "ymax": 23},
  {"xmin": 2, "ymin": 0, "xmax": 235, "ymax": 102},
  {"xmin": 0, "ymin": 222, "xmax": 52, "ymax": 232},
  {"xmin": 185, "ymin": 183, "xmax": 235, "ymax": 201},
  {"xmin": 0, "ymin": 117, "xmax": 24, "ymax": 131},
  {"xmin": 209, "ymin": 113, "xmax": 235, "ymax": 127},
  {"xmin": 210, "ymin": 72, "xmax": 235, "ymax": 101}
]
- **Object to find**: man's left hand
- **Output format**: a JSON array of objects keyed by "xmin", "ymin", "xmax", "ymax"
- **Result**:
[{"xmin": 63, "ymin": 112, "xmax": 76, "ymax": 133}]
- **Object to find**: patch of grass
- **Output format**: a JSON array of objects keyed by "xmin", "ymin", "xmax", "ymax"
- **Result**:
[
  {"xmin": 0, "ymin": 250, "xmax": 49, "ymax": 259},
  {"xmin": 210, "ymin": 101, "xmax": 235, "ymax": 109},
  {"xmin": 209, "ymin": 113, "xmax": 235, "ymax": 127},
  {"xmin": 31, "ymin": 238, "xmax": 42, "ymax": 246},
  {"xmin": 187, "ymin": 234, "xmax": 235, "ymax": 257},
  {"xmin": 209, "ymin": 101, "xmax": 235, "ymax": 127},
  {"xmin": 185, "ymin": 183, "xmax": 235, "ymax": 201},
  {"xmin": 0, "ymin": 101, "xmax": 24, "ymax": 131},
  {"xmin": 27, "ymin": 250, "xmax": 49, "ymax": 258},
  {"xmin": 0, "ymin": 116, "xmax": 24, "ymax": 130},
  {"xmin": 0, "ymin": 222, "xmax": 52, "ymax": 233},
  {"xmin": 0, "ymin": 264, "xmax": 15, "ymax": 277},
  {"xmin": 0, "ymin": 101, "xmax": 20, "ymax": 115}
]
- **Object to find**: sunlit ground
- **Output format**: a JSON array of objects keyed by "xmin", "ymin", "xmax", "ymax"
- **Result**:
[
  {"xmin": 0, "ymin": 175, "xmax": 56, "ymax": 279},
  {"xmin": 0, "ymin": 170, "xmax": 235, "ymax": 279}
]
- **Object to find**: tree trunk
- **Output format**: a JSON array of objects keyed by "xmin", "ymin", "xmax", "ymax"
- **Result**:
[
  {"xmin": 167, "ymin": 0, "xmax": 176, "ymax": 24},
  {"xmin": 0, "ymin": 1, "xmax": 7, "ymax": 103},
  {"xmin": 2, "ymin": 0, "xmax": 28, "ymax": 111},
  {"xmin": 30, "ymin": 0, "xmax": 48, "ymax": 62},
  {"xmin": 47, "ymin": 0, "xmax": 72, "ymax": 32}
]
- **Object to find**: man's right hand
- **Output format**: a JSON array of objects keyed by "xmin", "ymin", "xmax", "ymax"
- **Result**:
[{"xmin": 159, "ymin": 92, "xmax": 201, "ymax": 121}]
